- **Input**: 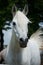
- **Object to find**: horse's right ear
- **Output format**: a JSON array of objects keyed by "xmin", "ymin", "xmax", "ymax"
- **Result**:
[
  {"xmin": 12, "ymin": 4, "xmax": 17, "ymax": 16},
  {"xmin": 23, "ymin": 4, "xmax": 28, "ymax": 15}
]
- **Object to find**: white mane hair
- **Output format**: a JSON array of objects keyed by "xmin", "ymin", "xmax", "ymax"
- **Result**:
[
  {"xmin": 13, "ymin": 10, "xmax": 31, "ymax": 25},
  {"xmin": 30, "ymin": 29, "xmax": 43, "ymax": 50}
]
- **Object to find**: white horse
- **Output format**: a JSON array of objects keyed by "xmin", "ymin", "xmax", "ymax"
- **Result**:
[{"xmin": 0, "ymin": 5, "xmax": 40, "ymax": 65}]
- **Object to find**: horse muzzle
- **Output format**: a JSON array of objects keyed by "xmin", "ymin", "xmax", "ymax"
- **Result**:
[{"xmin": 19, "ymin": 38, "xmax": 28, "ymax": 48}]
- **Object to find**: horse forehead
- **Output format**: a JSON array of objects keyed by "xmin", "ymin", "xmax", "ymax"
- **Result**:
[
  {"xmin": 13, "ymin": 11, "xmax": 29, "ymax": 25},
  {"xmin": 17, "ymin": 11, "xmax": 29, "ymax": 24}
]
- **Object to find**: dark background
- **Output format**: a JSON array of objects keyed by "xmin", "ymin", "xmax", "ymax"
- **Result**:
[
  {"xmin": 0, "ymin": 0, "xmax": 43, "ymax": 51},
  {"xmin": 0, "ymin": 0, "xmax": 43, "ymax": 34}
]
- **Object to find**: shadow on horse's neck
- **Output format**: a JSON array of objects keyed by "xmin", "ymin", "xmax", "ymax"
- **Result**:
[{"xmin": 8, "ymin": 29, "xmax": 20, "ymax": 53}]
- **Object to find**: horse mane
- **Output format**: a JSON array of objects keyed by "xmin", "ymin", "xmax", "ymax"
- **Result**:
[
  {"xmin": 13, "ymin": 10, "xmax": 31, "ymax": 25},
  {"xmin": 30, "ymin": 29, "xmax": 43, "ymax": 49}
]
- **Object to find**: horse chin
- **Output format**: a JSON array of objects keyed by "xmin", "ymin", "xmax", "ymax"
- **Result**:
[{"xmin": 19, "ymin": 42, "xmax": 27, "ymax": 48}]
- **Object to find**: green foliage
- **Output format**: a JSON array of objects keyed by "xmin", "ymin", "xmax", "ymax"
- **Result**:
[
  {"xmin": 0, "ymin": 0, "xmax": 27, "ymax": 29},
  {"xmin": 27, "ymin": 0, "xmax": 43, "ymax": 35},
  {"xmin": 0, "ymin": 0, "xmax": 43, "ymax": 35}
]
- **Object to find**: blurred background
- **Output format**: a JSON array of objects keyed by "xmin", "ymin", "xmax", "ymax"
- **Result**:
[{"xmin": 0, "ymin": 0, "xmax": 43, "ymax": 51}]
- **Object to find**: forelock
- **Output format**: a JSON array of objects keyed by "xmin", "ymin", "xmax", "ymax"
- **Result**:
[{"xmin": 13, "ymin": 10, "xmax": 29, "ymax": 28}]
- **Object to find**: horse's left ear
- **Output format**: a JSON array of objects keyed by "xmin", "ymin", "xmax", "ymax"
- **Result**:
[
  {"xmin": 12, "ymin": 4, "xmax": 17, "ymax": 16},
  {"xmin": 23, "ymin": 4, "xmax": 28, "ymax": 15}
]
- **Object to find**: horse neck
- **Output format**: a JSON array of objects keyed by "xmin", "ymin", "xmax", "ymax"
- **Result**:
[{"xmin": 7, "ymin": 29, "xmax": 20, "ymax": 53}]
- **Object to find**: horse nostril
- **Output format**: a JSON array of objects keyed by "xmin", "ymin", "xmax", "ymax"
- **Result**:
[
  {"xmin": 20, "ymin": 38, "xmax": 24, "ymax": 42},
  {"xmin": 25, "ymin": 38, "xmax": 28, "ymax": 42}
]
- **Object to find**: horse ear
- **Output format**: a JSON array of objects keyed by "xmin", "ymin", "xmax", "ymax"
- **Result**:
[
  {"xmin": 23, "ymin": 4, "xmax": 28, "ymax": 15},
  {"xmin": 12, "ymin": 4, "xmax": 17, "ymax": 16}
]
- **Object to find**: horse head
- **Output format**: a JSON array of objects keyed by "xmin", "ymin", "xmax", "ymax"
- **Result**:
[{"xmin": 12, "ymin": 4, "xmax": 31, "ymax": 48}]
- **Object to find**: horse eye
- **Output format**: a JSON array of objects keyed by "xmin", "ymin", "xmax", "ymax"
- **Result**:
[{"xmin": 13, "ymin": 22, "xmax": 16, "ymax": 26}]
